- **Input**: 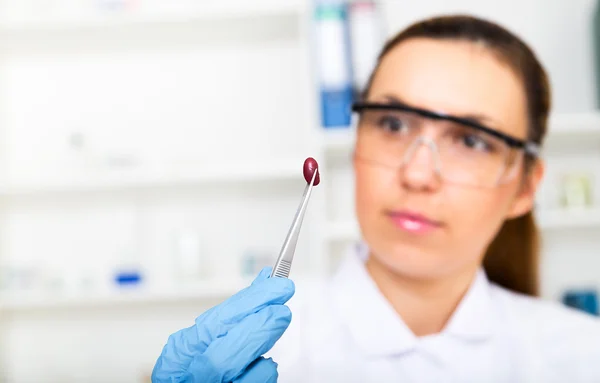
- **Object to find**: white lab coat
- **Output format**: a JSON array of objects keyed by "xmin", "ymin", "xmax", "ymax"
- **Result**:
[{"xmin": 266, "ymin": 242, "xmax": 600, "ymax": 382}]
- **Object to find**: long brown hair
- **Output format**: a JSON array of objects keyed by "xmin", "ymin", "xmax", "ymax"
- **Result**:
[{"xmin": 362, "ymin": 15, "xmax": 551, "ymax": 296}]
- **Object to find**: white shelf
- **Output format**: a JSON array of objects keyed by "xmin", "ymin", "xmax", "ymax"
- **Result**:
[
  {"xmin": 322, "ymin": 126, "xmax": 356, "ymax": 154},
  {"xmin": 0, "ymin": 0, "xmax": 305, "ymax": 32},
  {"xmin": 548, "ymin": 112, "xmax": 600, "ymax": 136},
  {"xmin": 0, "ymin": 278, "xmax": 252, "ymax": 312},
  {"xmin": 536, "ymin": 207, "xmax": 600, "ymax": 229},
  {"xmin": 0, "ymin": 160, "xmax": 305, "ymax": 196},
  {"xmin": 325, "ymin": 208, "xmax": 600, "ymax": 242}
]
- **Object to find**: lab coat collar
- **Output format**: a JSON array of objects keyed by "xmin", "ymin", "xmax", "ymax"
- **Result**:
[
  {"xmin": 442, "ymin": 264, "xmax": 494, "ymax": 341},
  {"xmin": 329, "ymin": 242, "xmax": 494, "ymax": 357}
]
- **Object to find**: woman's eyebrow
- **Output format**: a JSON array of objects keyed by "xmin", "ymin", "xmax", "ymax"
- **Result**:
[{"xmin": 379, "ymin": 94, "xmax": 498, "ymax": 127}]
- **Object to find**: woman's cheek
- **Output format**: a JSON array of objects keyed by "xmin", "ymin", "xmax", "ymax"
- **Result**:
[
  {"xmin": 446, "ymin": 186, "xmax": 512, "ymax": 249},
  {"xmin": 354, "ymin": 165, "xmax": 393, "ymax": 226},
  {"xmin": 355, "ymin": 168, "xmax": 380, "ymax": 217}
]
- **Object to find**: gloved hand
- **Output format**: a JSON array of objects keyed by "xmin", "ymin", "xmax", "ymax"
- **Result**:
[{"xmin": 151, "ymin": 267, "xmax": 295, "ymax": 383}]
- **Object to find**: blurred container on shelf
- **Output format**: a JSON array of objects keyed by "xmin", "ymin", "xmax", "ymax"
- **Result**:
[
  {"xmin": 40, "ymin": 266, "xmax": 67, "ymax": 293},
  {"xmin": 240, "ymin": 248, "xmax": 275, "ymax": 277},
  {"xmin": 315, "ymin": 0, "xmax": 354, "ymax": 128},
  {"xmin": 0, "ymin": 262, "xmax": 109, "ymax": 299},
  {"xmin": 348, "ymin": 0, "xmax": 384, "ymax": 99},
  {"xmin": 562, "ymin": 288, "xmax": 599, "ymax": 316},
  {"xmin": 113, "ymin": 245, "xmax": 144, "ymax": 288},
  {"xmin": 0, "ymin": 265, "xmax": 40, "ymax": 293},
  {"xmin": 174, "ymin": 230, "xmax": 207, "ymax": 283},
  {"xmin": 114, "ymin": 268, "xmax": 142, "ymax": 287},
  {"xmin": 560, "ymin": 173, "xmax": 594, "ymax": 209}
]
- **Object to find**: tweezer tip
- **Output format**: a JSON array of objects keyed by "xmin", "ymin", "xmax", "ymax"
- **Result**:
[{"xmin": 309, "ymin": 167, "xmax": 318, "ymax": 185}]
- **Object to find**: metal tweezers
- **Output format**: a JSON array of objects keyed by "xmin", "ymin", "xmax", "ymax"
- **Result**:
[{"xmin": 271, "ymin": 169, "xmax": 318, "ymax": 278}]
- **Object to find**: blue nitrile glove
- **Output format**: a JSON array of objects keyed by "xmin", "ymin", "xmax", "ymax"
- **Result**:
[{"xmin": 151, "ymin": 267, "xmax": 295, "ymax": 383}]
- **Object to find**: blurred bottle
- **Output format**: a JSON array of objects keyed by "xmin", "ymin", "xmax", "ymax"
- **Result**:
[
  {"xmin": 114, "ymin": 245, "xmax": 143, "ymax": 288},
  {"xmin": 563, "ymin": 288, "xmax": 599, "ymax": 316},
  {"xmin": 560, "ymin": 173, "xmax": 593, "ymax": 209},
  {"xmin": 315, "ymin": 0, "xmax": 354, "ymax": 128},
  {"xmin": 174, "ymin": 230, "xmax": 206, "ymax": 282},
  {"xmin": 348, "ymin": 1, "xmax": 385, "ymax": 99},
  {"xmin": 241, "ymin": 249, "xmax": 274, "ymax": 278}
]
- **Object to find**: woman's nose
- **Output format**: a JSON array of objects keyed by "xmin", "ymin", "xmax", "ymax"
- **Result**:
[{"xmin": 400, "ymin": 137, "xmax": 442, "ymax": 190}]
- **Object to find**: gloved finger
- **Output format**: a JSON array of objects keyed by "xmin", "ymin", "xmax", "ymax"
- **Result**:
[
  {"xmin": 251, "ymin": 267, "xmax": 273, "ymax": 286},
  {"xmin": 151, "ymin": 324, "xmax": 201, "ymax": 382},
  {"xmin": 180, "ymin": 356, "xmax": 279, "ymax": 383},
  {"xmin": 187, "ymin": 304, "xmax": 292, "ymax": 382},
  {"xmin": 233, "ymin": 357, "xmax": 279, "ymax": 383}
]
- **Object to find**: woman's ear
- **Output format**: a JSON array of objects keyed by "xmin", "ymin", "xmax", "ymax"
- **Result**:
[{"xmin": 506, "ymin": 159, "xmax": 545, "ymax": 219}]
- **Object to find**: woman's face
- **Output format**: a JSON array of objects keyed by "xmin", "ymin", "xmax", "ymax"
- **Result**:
[{"xmin": 354, "ymin": 38, "xmax": 543, "ymax": 280}]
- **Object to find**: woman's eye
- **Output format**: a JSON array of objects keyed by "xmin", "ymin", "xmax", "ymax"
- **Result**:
[
  {"xmin": 461, "ymin": 134, "xmax": 493, "ymax": 152},
  {"xmin": 376, "ymin": 115, "xmax": 406, "ymax": 133}
]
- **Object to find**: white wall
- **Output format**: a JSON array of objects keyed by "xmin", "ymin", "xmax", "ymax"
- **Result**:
[
  {"xmin": 380, "ymin": 0, "xmax": 599, "ymax": 113},
  {"xmin": 0, "ymin": 0, "xmax": 598, "ymax": 382}
]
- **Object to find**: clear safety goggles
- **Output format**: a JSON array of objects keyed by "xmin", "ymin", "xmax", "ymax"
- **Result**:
[{"xmin": 351, "ymin": 102, "xmax": 540, "ymax": 188}]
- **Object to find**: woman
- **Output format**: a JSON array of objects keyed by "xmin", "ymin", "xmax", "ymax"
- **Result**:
[{"xmin": 151, "ymin": 14, "xmax": 600, "ymax": 382}]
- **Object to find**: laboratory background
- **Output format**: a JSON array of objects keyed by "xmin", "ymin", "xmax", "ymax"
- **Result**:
[{"xmin": 0, "ymin": 0, "xmax": 597, "ymax": 381}]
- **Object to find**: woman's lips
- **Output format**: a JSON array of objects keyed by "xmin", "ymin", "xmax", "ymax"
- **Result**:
[{"xmin": 388, "ymin": 210, "xmax": 442, "ymax": 234}]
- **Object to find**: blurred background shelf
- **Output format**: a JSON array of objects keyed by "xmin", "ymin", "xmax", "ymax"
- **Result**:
[
  {"xmin": 0, "ymin": 278, "xmax": 251, "ymax": 312},
  {"xmin": 536, "ymin": 207, "xmax": 600, "ymax": 229},
  {"xmin": 0, "ymin": 160, "xmax": 306, "ymax": 196},
  {"xmin": 549, "ymin": 112, "xmax": 600, "ymax": 135},
  {"xmin": 0, "ymin": 0, "xmax": 305, "ymax": 32},
  {"xmin": 322, "ymin": 126, "xmax": 356, "ymax": 155}
]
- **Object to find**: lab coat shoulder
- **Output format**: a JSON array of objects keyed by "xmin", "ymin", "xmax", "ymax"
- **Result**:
[
  {"xmin": 489, "ymin": 282, "xmax": 600, "ymax": 338},
  {"xmin": 266, "ymin": 274, "xmax": 600, "ymax": 381},
  {"xmin": 489, "ymin": 283, "xmax": 600, "ymax": 377}
]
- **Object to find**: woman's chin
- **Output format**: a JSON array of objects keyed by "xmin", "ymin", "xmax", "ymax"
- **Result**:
[{"xmin": 368, "ymin": 242, "xmax": 455, "ymax": 280}]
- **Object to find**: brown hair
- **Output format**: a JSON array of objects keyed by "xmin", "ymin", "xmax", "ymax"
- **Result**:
[{"xmin": 363, "ymin": 15, "xmax": 551, "ymax": 296}]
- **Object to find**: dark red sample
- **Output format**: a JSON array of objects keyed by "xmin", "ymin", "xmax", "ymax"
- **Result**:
[{"xmin": 303, "ymin": 157, "xmax": 320, "ymax": 186}]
